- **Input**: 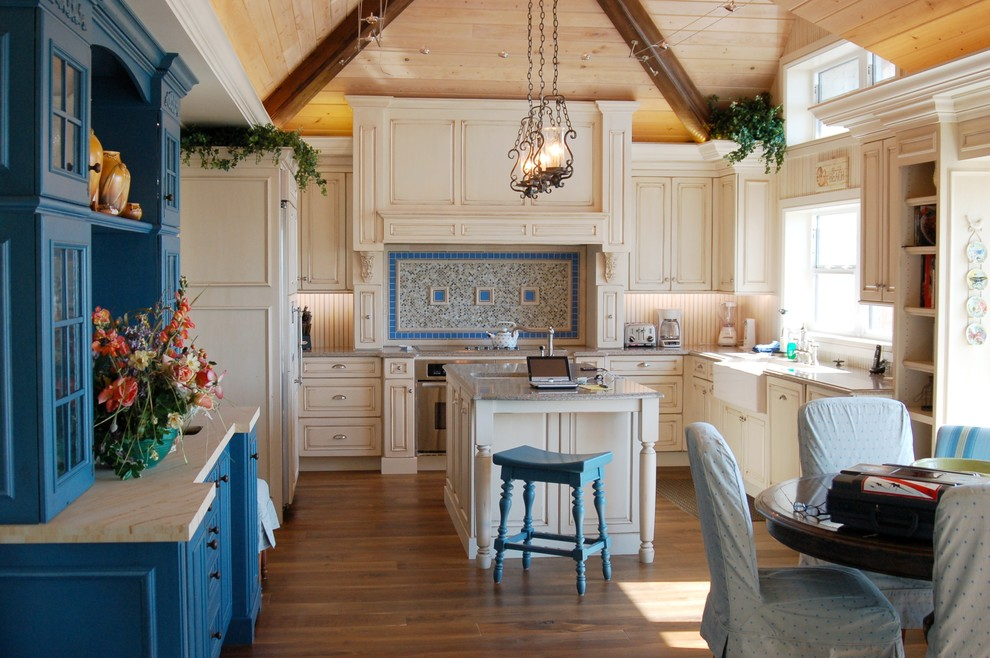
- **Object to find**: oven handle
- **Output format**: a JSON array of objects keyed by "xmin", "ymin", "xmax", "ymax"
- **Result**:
[{"xmin": 418, "ymin": 381, "xmax": 447, "ymax": 387}]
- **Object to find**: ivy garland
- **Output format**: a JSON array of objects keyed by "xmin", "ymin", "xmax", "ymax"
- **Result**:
[
  {"xmin": 707, "ymin": 93, "xmax": 786, "ymax": 174},
  {"xmin": 180, "ymin": 123, "xmax": 327, "ymax": 194}
]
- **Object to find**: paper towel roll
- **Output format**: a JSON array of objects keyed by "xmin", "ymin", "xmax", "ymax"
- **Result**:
[{"xmin": 742, "ymin": 318, "xmax": 756, "ymax": 350}]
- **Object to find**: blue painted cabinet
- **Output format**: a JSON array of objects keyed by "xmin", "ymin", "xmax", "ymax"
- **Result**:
[
  {"xmin": 227, "ymin": 426, "xmax": 262, "ymax": 644},
  {"xmin": 0, "ymin": 0, "xmax": 196, "ymax": 523}
]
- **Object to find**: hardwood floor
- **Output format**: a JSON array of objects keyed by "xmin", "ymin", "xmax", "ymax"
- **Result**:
[{"xmin": 222, "ymin": 468, "xmax": 928, "ymax": 657}]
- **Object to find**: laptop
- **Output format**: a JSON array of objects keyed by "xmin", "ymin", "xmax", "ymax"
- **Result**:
[{"xmin": 527, "ymin": 356, "xmax": 579, "ymax": 389}]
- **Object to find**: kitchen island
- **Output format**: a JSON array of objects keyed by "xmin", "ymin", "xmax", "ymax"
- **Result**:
[{"xmin": 443, "ymin": 362, "xmax": 662, "ymax": 568}]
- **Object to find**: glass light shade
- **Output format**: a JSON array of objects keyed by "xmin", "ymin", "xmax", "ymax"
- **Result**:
[{"xmin": 538, "ymin": 125, "xmax": 564, "ymax": 170}]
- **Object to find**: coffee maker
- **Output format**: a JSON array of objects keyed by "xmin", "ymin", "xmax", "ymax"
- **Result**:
[{"xmin": 655, "ymin": 309, "xmax": 682, "ymax": 348}]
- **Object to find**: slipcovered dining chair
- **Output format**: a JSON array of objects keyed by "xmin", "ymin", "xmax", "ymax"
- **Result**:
[
  {"xmin": 685, "ymin": 422, "xmax": 904, "ymax": 657},
  {"xmin": 926, "ymin": 483, "xmax": 990, "ymax": 657},
  {"xmin": 797, "ymin": 397, "xmax": 932, "ymax": 629}
]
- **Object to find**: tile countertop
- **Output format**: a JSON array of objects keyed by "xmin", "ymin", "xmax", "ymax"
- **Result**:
[
  {"xmin": 443, "ymin": 362, "xmax": 662, "ymax": 402},
  {"xmin": 303, "ymin": 345, "xmax": 893, "ymax": 396}
]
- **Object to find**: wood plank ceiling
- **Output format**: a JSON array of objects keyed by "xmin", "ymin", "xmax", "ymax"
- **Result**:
[{"xmin": 206, "ymin": 0, "xmax": 990, "ymax": 142}]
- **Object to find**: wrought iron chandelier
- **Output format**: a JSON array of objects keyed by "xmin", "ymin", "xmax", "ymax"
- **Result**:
[{"xmin": 508, "ymin": 0, "xmax": 576, "ymax": 200}]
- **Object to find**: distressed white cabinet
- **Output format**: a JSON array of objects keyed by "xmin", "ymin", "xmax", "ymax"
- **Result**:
[
  {"xmin": 720, "ymin": 402, "xmax": 768, "ymax": 496},
  {"xmin": 181, "ymin": 152, "xmax": 297, "ymax": 518},
  {"xmin": 299, "ymin": 356, "xmax": 382, "ymax": 457},
  {"xmin": 683, "ymin": 355, "xmax": 718, "ymax": 427},
  {"xmin": 715, "ymin": 169, "xmax": 777, "ymax": 293},
  {"xmin": 765, "ymin": 377, "xmax": 805, "ymax": 485},
  {"xmin": 299, "ymin": 171, "xmax": 350, "ymax": 291},
  {"xmin": 630, "ymin": 177, "xmax": 713, "ymax": 291},
  {"xmin": 607, "ymin": 355, "xmax": 683, "ymax": 451},
  {"xmin": 860, "ymin": 137, "xmax": 899, "ymax": 304},
  {"xmin": 382, "ymin": 358, "xmax": 416, "ymax": 473}
]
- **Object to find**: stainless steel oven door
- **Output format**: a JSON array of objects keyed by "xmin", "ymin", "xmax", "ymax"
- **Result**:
[{"xmin": 415, "ymin": 381, "xmax": 446, "ymax": 454}]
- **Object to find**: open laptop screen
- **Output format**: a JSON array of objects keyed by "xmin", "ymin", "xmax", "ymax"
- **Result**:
[{"xmin": 526, "ymin": 356, "xmax": 574, "ymax": 383}]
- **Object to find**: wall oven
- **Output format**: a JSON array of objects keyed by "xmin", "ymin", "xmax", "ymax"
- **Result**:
[{"xmin": 415, "ymin": 360, "xmax": 449, "ymax": 455}]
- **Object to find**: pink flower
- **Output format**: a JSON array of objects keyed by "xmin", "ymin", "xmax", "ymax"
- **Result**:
[
  {"xmin": 92, "ymin": 307, "xmax": 111, "ymax": 326},
  {"xmin": 192, "ymin": 391, "xmax": 215, "ymax": 410},
  {"xmin": 98, "ymin": 376, "xmax": 138, "ymax": 412}
]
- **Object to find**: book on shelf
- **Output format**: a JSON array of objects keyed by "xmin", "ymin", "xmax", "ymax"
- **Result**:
[
  {"xmin": 921, "ymin": 254, "xmax": 936, "ymax": 308},
  {"xmin": 914, "ymin": 204, "xmax": 937, "ymax": 246}
]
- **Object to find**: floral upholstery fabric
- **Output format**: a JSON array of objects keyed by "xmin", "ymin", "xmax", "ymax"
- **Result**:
[
  {"xmin": 686, "ymin": 422, "xmax": 904, "ymax": 657},
  {"xmin": 926, "ymin": 483, "xmax": 990, "ymax": 657},
  {"xmin": 797, "ymin": 397, "xmax": 932, "ymax": 629},
  {"xmin": 934, "ymin": 425, "xmax": 990, "ymax": 460}
]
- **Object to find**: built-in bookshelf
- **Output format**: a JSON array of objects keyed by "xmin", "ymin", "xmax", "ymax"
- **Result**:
[{"xmin": 897, "ymin": 168, "xmax": 938, "ymax": 426}]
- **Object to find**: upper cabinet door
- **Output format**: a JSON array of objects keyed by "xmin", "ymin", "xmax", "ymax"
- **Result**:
[
  {"xmin": 300, "ymin": 172, "xmax": 349, "ymax": 292},
  {"xmin": 43, "ymin": 17, "xmax": 91, "ymax": 205},
  {"xmin": 670, "ymin": 177, "xmax": 713, "ymax": 291}
]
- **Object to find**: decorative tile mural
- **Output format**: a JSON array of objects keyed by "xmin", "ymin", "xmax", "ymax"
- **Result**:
[{"xmin": 388, "ymin": 250, "xmax": 580, "ymax": 340}]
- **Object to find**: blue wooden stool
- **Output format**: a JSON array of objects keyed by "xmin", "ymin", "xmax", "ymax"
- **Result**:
[{"xmin": 492, "ymin": 445, "xmax": 613, "ymax": 595}]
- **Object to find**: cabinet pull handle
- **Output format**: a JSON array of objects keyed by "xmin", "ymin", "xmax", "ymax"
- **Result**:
[
  {"xmin": 207, "ymin": 539, "xmax": 219, "ymax": 550},
  {"xmin": 332, "ymin": 363, "xmax": 347, "ymax": 369},
  {"xmin": 163, "ymin": 193, "xmax": 174, "ymax": 202},
  {"xmin": 332, "ymin": 394, "xmax": 347, "ymax": 400},
  {"xmin": 210, "ymin": 571, "xmax": 221, "ymax": 580},
  {"xmin": 209, "ymin": 526, "xmax": 220, "ymax": 535},
  {"xmin": 363, "ymin": 314, "xmax": 371, "ymax": 320},
  {"xmin": 739, "ymin": 416, "xmax": 746, "ymax": 422},
  {"xmin": 211, "ymin": 631, "xmax": 223, "ymax": 640},
  {"xmin": 638, "ymin": 363, "xmax": 652, "ymax": 368},
  {"xmin": 215, "ymin": 474, "xmax": 229, "ymax": 487},
  {"xmin": 779, "ymin": 394, "xmax": 787, "ymax": 400},
  {"xmin": 333, "ymin": 434, "xmax": 348, "ymax": 440},
  {"xmin": 250, "ymin": 452, "xmax": 259, "ymax": 460}
]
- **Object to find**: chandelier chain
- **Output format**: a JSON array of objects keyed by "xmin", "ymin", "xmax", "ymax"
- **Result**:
[
  {"xmin": 525, "ymin": 0, "xmax": 534, "ymax": 105},
  {"xmin": 551, "ymin": 0, "xmax": 559, "ymax": 95}
]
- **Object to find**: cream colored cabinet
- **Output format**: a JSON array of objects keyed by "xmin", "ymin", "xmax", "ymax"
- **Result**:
[
  {"xmin": 765, "ymin": 377, "xmax": 805, "ymax": 484},
  {"xmin": 860, "ymin": 138, "xmax": 899, "ymax": 304},
  {"xmin": 181, "ymin": 151, "xmax": 298, "ymax": 518},
  {"xmin": 382, "ymin": 358, "xmax": 416, "ymax": 473},
  {"xmin": 607, "ymin": 355, "xmax": 683, "ymax": 451},
  {"xmin": 720, "ymin": 402, "xmax": 768, "ymax": 496},
  {"xmin": 683, "ymin": 356, "xmax": 718, "ymax": 428},
  {"xmin": 630, "ymin": 177, "xmax": 713, "ymax": 292},
  {"xmin": 299, "ymin": 171, "xmax": 350, "ymax": 291},
  {"xmin": 715, "ymin": 170, "xmax": 777, "ymax": 293},
  {"xmin": 299, "ymin": 356, "xmax": 382, "ymax": 457}
]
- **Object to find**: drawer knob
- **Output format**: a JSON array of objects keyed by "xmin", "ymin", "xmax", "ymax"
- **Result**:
[
  {"xmin": 638, "ymin": 363, "xmax": 652, "ymax": 368},
  {"xmin": 332, "ymin": 394, "xmax": 347, "ymax": 400},
  {"xmin": 209, "ymin": 526, "xmax": 220, "ymax": 535},
  {"xmin": 333, "ymin": 434, "xmax": 348, "ymax": 441},
  {"xmin": 779, "ymin": 394, "xmax": 788, "ymax": 401},
  {"xmin": 332, "ymin": 363, "xmax": 347, "ymax": 369},
  {"xmin": 211, "ymin": 631, "xmax": 223, "ymax": 640},
  {"xmin": 215, "ymin": 474, "xmax": 229, "ymax": 487},
  {"xmin": 250, "ymin": 452, "xmax": 259, "ymax": 460},
  {"xmin": 210, "ymin": 570, "xmax": 221, "ymax": 580},
  {"xmin": 207, "ymin": 539, "xmax": 219, "ymax": 550}
]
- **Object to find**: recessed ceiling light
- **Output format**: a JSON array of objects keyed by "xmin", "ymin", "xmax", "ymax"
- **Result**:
[
  {"xmin": 582, "ymin": 53, "xmax": 592, "ymax": 61},
  {"xmin": 420, "ymin": 47, "xmax": 431, "ymax": 55},
  {"xmin": 498, "ymin": 51, "xmax": 509, "ymax": 59}
]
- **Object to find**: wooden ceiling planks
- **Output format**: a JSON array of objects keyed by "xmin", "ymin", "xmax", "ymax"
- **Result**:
[
  {"xmin": 774, "ymin": 0, "xmax": 990, "ymax": 74},
  {"xmin": 210, "ymin": 0, "xmax": 796, "ymax": 141}
]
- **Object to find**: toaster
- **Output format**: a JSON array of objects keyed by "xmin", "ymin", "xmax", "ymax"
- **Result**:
[{"xmin": 624, "ymin": 322, "xmax": 657, "ymax": 347}]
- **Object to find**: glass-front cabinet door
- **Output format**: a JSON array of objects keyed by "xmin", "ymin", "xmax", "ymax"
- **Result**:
[
  {"xmin": 42, "ymin": 216, "xmax": 93, "ymax": 520},
  {"xmin": 43, "ymin": 18, "xmax": 90, "ymax": 205}
]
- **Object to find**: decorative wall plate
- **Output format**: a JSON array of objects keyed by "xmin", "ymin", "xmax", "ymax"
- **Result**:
[
  {"xmin": 967, "ymin": 268, "xmax": 988, "ymax": 290},
  {"xmin": 966, "ymin": 322, "xmax": 987, "ymax": 345},
  {"xmin": 967, "ymin": 240, "xmax": 987, "ymax": 263},
  {"xmin": 966, "ymin": 295, "xmax": 988, "ymax": 318}
]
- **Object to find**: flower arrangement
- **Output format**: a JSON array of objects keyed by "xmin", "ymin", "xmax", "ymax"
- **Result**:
[{"xmin": 92, "ymin": 277, "xmax": 224, "ymax": 480}]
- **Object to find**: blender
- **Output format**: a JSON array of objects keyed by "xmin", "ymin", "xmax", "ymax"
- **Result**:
[{"xmin": 718, "ymin": 301, "xmax": 738, "ymax": 346}]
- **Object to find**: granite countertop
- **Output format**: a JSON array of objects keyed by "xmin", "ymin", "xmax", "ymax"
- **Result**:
[
  {"xmin": 444, "ymin": 362, "xmax": 663, "ymax": 401},
  {"xmin": 303, "ymin": 344, "xmax": 893, "ymax": 396}
]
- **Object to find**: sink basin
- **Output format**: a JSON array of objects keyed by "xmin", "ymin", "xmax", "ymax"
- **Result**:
[{"xmin": 713, "ymin": 360, "xmax": 767, "ymax": 413}]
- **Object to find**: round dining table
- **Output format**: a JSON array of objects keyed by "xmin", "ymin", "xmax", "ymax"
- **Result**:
[{"xmin": 754, "ymin": 474, "xmax": 934, "ymax": 581}]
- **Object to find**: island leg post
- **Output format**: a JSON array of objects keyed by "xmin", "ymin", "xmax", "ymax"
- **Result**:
[
  {"xmin": 475, "ymin": 444, "xmax": 493, "ymax": 569},
  {"xmin": 638, "ymin": 401, "xmax": 659, "ymax": 563}
]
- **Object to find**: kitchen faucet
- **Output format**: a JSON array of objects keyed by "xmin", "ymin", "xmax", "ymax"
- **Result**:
[{"xmin": 546, "ymin": 326, "xmax": 555, "ymax": 356}]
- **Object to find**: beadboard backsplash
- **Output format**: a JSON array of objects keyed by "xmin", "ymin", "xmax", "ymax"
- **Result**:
[{"xmin": 299, "ymin": 291, "xmax": 782, "ymax": 351}]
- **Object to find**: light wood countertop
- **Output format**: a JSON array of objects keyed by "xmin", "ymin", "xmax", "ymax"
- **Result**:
[{"xmin": 0, "ymin": 407, "xmax": 260, "ymax": 545}]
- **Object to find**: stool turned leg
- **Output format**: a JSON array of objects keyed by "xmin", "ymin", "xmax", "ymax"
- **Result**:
[
  {"xmin": 521, "ymin": 481, "xmax": 536, "ymax": 570},
  {"xmin": 572, "ymin": 484, "xmax": 587, "ymax": 595},
  {"xmin": 494, "ymin": 476, "xmax": 514, "ymax": 584},
  {"xmin": 593, "ymin": 477, "xmax": 611, "ymax": 581}
]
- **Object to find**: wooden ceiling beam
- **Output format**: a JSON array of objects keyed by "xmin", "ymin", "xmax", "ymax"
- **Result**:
[
  {"xmin": 596, "ymin": 0, "xmax": 710, "ymax": 142},
  {"xmin": 264, "ymin": 0, "xmax": 418, "ymax": 127}
]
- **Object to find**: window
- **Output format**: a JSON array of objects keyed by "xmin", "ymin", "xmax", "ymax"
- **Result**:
[
  {"xmin": 782, "ymin": 203, "xmax": 893, "ymax": 341},
  {"xmin": 784, "ymin": 41, "xmax": 897, "ymax": 144}
]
